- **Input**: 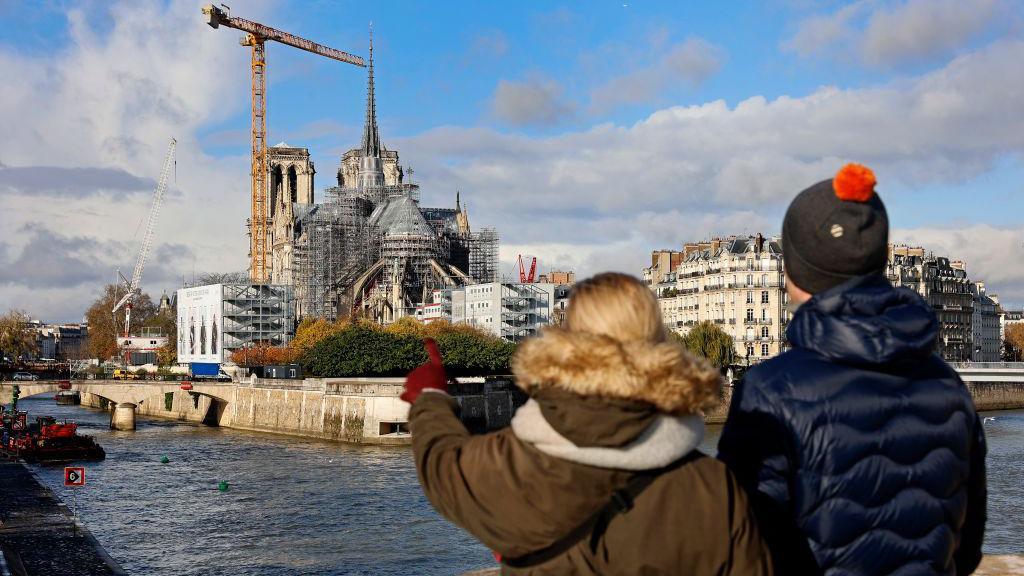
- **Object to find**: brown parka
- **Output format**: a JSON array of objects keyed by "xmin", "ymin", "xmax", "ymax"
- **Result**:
[{"xmin": 410, "ymin": 328, "xmax": 773, "ymax": 575}]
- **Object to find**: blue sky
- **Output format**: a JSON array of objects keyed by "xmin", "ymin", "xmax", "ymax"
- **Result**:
[{"xmin": 0, "ymin": 0, "xmax": 1022, "ymax": 321}]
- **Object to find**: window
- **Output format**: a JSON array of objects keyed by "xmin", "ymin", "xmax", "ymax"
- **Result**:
[
  {"xmin": 761, "ymin": 343, "xmax": 769, "ymax": 356},
  {"xmin": 746, "ymin": 274, "xmax": 753, "ymax": 286},
  {"xmin": 746, "ymin": 291, "xmax": 753, "ymax": 304},
  {"xmin": 761, "ymin": 291, "xmax": 769, "ymax": 304},
  {"xmin": 746, "ymin": 345, "xmax": 755, "ymax": 358},
  {"xmin": 746, "ymin": 327, "xmax": 754, "ymax": 340},
  {"xmin": 761, "ymin": 308, "xmax": 768, "ymax": 322},
  {"xmin": 761, "ymin": 326, "xmax": 769, "ymax": 338},
  {"xmin": 746, "ymin": 309, "xmax": 754, "ymax": 322}
]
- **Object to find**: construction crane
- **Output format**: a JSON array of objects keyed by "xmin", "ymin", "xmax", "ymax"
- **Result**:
[
  {"xmin": 517, "ymin": 255, "xmax": 538, "ymax": 284},
  {"xmin": 201, "ymin": 4, "xmax": 366, "ymax": 283},
  {"xmin": 113, "ymin": 138, "xmax": 176, "ymax": 361}
]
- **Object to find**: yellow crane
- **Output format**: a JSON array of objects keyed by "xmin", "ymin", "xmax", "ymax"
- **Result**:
[{"xmin": 202, "ymin": 4, "xmax": 366, "ymax": 283}]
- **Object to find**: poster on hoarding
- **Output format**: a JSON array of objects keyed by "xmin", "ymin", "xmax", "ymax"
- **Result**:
[{"xmin": 176, "ymin": 284, "xmax": 224, "ymax": 364}]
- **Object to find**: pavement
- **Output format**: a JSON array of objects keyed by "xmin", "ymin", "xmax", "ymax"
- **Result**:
[{"xmin": 0, "ymin": 459, "xmax": 124, "ymax": 576}]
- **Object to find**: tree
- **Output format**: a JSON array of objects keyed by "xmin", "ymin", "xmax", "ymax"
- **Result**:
[
  {"xmin": 1004, "ymin": 323, "xmax": 1024, "ymax": 361},
  {"xmin": 0, "ymin": 309, "xmax": 37, "ymax": 362},
  {"xmin": 84, "ymin": 284, "xmax": 157, "ymax": 361},
  {"xmin": 146, "ymin": 306, "xmax": 178, "ymax": 366},
  {"xmin": 286, "ymin": 316, "xmax": 350, "ymax": 362},
  {"xmin": 676, "ymin": 321, "xmax": 735, "ymax": 369},
  {"xmin": 230, "ymin": 343, "xmax": 291, "ymax": 366}
]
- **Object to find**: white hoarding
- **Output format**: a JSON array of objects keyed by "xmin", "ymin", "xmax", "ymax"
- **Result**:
[{"xmin": 176, "ymin": 284, "xmax": 224, "ymax": 364}]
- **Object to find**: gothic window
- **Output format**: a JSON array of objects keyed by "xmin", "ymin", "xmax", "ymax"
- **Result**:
[
  {"xmin": 270, "ymin": 165, "xmax": 283, "ymax": 215},
  {"xmin": 288, "ymin": 165, "xmax": 298, "ymax": 203}
]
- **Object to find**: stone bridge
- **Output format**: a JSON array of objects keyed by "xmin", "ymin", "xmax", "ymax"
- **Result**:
[{"xmin": 0, "ymin": 380, "xmax": 234, "ymax": 430}]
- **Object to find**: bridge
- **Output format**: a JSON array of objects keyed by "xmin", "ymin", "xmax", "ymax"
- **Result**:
[{"xmin": 0, "ymin": 380, "xmax": 233, "ymax": 430}]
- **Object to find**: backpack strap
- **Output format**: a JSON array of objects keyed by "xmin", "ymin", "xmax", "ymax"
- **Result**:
[{"xmin": 501, "ymin": 451, "xmax": 700, "ymax": 569}]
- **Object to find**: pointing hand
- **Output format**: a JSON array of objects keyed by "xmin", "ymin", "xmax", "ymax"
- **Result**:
[{"xmin": 401, "ymin": 339, "xmax": 449, "ymax": 404}]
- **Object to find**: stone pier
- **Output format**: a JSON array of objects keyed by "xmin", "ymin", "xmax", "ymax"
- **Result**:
[{"xmin": 109, "ymin": 403, "xmax": 136, "ymax": 431}]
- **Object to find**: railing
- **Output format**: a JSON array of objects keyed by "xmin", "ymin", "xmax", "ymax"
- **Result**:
[{"xmin": 952, "ymin": 362, "xmax": 1024, "ymax": 370}]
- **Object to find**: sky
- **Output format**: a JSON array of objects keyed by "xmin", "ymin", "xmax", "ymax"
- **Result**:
[{"xmin": 1, "ymin": 0, "xmax": 1023, "ymax": 322}]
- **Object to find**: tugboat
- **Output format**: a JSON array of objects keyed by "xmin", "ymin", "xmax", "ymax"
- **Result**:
[{"xmin": 1, "ymin": 411, "xmax": 105, "ymax": 463}]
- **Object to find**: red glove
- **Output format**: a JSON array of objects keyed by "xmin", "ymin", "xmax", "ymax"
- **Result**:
[{"xmin": 401, "ymin": 339, "xmax": 448, "ymax": 403}]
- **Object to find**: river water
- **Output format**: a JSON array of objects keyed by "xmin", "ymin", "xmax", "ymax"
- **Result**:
[{"xmin": 9, "ymin": 397, "xmax": 1024, "ymax": 574}]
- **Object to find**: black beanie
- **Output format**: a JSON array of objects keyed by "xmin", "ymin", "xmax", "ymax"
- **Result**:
[{"xmin": 782, "ymin": 164, "xmax": 889, "ymax": 294}]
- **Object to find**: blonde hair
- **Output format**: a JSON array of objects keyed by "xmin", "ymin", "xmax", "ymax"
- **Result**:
[{"xmin": 565, "ymin": 272, "xmax": 666, "ymax": 343}]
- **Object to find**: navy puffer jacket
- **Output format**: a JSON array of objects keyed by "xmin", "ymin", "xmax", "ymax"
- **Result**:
[{"xmin": 718, "ymin": 274, "xmax": 986, "ymax": 576}]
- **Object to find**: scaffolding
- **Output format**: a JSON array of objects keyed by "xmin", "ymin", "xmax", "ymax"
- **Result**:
[
  {"xmin": 221, "ymin": 283, "xmax": 295, "ymax": 351},
  {"xmin": 469, "ymin": 227, "xmax": 499, "ymax": 283}
]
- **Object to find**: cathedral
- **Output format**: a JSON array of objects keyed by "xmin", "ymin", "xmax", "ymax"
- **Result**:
[{"xmin": 266, "ymin": 36, "xmax": 498, "ymax": 323}]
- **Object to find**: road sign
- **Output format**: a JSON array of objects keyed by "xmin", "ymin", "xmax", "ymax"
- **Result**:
[{"xmin": 64, "ymin": 467, "xmax": 85, "ymax": 487}]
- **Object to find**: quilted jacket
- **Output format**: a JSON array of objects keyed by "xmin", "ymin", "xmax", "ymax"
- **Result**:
[{"xmin": 718, "ymin": 274, "xmax": 986, "ymax": 576}]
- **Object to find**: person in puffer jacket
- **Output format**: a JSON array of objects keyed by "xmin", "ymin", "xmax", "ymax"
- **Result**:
[
  {"xmin": 404, "ymin": 272, "xmax": 773, "ymax": 575},
  {"xmin": 718, "ymin": 164, "xmax": 987, "ymax": 576}
]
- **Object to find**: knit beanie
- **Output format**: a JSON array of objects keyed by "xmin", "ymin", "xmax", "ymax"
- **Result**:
[{"xmin": 782, "ymin": 164, "xmax": 889, "ymax": 294}]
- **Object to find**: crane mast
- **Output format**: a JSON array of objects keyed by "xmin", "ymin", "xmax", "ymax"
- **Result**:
[
  {"xmin": 201, "ymin": 4, "xmax": 365, "ymax": 283},
  {"xmin": 113, "ymin": 137, "xmax": 176, "ymax": 352}
]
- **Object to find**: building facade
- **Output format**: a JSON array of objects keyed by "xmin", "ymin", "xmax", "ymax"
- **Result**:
[
  {"xmin": 34, "ymin": 324, "xmax": 89, "ymax": 361},
  {"xmin": 268, "ymin": 143, "xmax": 315, "ymax": 287},
  {"xmin": 886, "ymin": 245, "xmax": 974, "ymax": 362},
  {"xmin": 970, "ymin": 282, "xmax": 1001, "ymax": 362},
  {"xmin": 644, "ymin": 235, "xmax": 788, "ymax": 364},
  {"xmin": 177, "ymin": 283, "xmax": 295, "ymax": 366},
  {"xmin": 444, "ymin": 282, "xmax": 556, "ymax": 342}
]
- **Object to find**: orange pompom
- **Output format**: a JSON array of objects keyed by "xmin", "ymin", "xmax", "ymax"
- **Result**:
[{"xmin": 832, "ymin": 163, "xmax": 876, "ymax": 202}]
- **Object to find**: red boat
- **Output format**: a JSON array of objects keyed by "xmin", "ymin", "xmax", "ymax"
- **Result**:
[{"xmin": 1, "ymin": 414, "xmax": 105, "ymax": 463}]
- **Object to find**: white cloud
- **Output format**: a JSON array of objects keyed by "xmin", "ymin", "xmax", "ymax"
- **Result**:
[
  {"xmin": 0, "ymin": 1, "xmax": 269, "ymax": 321},
  {"xmin": 589, "ymin": 37, "xmax": 724, "ymax": 113},
  {"xmin": 490, "ymin": 76, "xmax": 575, "ymax": 126},
  {"xmin": 784, "ymin": 0, "xmax": 1009, "ymax": 68},
  {"xmin": 401, "ymin": 39, "xmax": 1024, "ymax": 285}
]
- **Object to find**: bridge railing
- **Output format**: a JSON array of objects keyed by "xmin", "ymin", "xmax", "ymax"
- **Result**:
[{"xmin": 952, "ymin": 362, "xmax": 1024, "ymax": 370}]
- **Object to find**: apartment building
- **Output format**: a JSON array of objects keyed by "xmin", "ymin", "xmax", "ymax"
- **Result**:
[
  {"xmin": 645, "ymin": 235, "xmax": 787, "ymax": 364},
  {"xmin": 886, "ymin": 245, "xmax": 974, "ymax": 362},
  {"xmin": 448, "ymin": 282, "xmax": 556, "ymax": 342},
  {"xmin": 970, "ymin": 282, "xmax": 1001, "ymax": 362}
]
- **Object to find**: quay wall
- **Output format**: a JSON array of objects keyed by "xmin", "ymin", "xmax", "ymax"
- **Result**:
[{"xmin": 56, "ymin": 375, "xmax": 1024, "ymax": 444}]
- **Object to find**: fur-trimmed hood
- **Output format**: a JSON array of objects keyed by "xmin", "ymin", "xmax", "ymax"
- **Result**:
[{"xmin": 512, "ymin": 328, "xmax": 721, "ymax": 415}]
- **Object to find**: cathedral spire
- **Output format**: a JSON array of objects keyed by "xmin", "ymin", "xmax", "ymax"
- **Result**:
[
  {"xmin": 456, "ymin": 190, "xmax": 461, "ymax": 212},
  {"xmin": 361, "ymin": 24, "xmax": 381, "ymax": 158}
]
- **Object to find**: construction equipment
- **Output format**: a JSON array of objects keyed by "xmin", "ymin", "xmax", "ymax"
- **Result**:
[
  {"xmin": 517, "ymin": 255, "xmax": 538, "ymax": 283},
  {"xmin": 113, "ymin": 138, "xmax": 176, "ymax": 362},
  {"xmin": 201, "ymin": 4, "xmax": 366, "ymax": 283}
]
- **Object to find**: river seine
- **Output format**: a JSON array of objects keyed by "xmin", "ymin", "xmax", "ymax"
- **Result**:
[{"xmin": 14, "ymin": 397, "xmax": 1024, "ymax": 575}]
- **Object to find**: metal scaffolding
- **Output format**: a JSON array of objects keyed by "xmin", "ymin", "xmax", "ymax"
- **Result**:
[{"xmin": 469, "ymin": 227, "xmax": 499, "ymax": 283}]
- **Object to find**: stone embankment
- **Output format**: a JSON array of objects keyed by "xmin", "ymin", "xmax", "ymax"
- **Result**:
[
  {"xmin": 0, "ymin": 459, "xmax": 125, "ymax": 575},
  {"xmin": 46, "ymin": 371, "xmax": 1024, "ymax": 444}
]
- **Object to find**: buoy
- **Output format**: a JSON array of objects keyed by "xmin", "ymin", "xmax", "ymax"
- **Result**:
[
  {"xmin": 160, "ymin": 455, "xmax": 170, "ymax": 464},
  {"xmin": 218, "ymin": 480, "xmax": 229, "ymax": 492}
]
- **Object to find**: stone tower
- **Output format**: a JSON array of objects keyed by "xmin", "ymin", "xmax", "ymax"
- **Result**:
[{"xmin": 268, "ymin": 143, "xmax": 315, "ymax": 285}]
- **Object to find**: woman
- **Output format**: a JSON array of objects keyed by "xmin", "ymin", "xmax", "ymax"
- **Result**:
[{"xmin": 403, "ymin": 272, "xmax": 772, "ymax": 575}]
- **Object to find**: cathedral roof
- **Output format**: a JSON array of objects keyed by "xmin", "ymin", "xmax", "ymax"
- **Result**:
[{"xmin": 369, "ymin": 195, "xmax": 432, "ymax": 237}]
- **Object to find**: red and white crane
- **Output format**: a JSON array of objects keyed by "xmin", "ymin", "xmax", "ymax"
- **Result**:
[{"xmin": 113, "ymin": 137, "xmax": 176, "ymax": 358}]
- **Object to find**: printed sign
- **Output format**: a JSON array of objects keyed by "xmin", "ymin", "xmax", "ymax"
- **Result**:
[
  {"xmin": 64, "ymin": 467, "xmax": 86, "ymax": 487},
  {"xmin": 11, "ymin": 413, "xmax": 26, "ymax": 431}
]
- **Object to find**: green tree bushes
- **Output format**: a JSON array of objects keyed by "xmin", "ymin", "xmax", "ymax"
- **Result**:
[
  {"xmin": 300, "ymin": 320, "xmax": 515, "ymax": 377},
  {"xmin": 669, "ymin": 321, "xmax": 736, "ymax": 369}
]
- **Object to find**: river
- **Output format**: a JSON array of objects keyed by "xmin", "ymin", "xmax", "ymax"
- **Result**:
[{"xmin": 9, "ymin": 397, "xmax": 1024, "ymax": 574}]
